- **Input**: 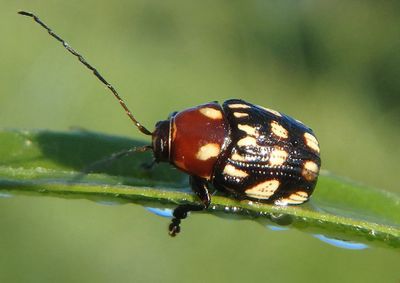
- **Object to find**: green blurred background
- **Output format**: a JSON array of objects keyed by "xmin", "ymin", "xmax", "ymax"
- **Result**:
[{"xmin": 1, "ymin": 1, "xmax": 399, "ymax": 282}]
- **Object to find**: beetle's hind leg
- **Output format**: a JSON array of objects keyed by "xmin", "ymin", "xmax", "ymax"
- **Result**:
[{"xmin": 169, "ymin": 176, "xmax": 211, "ymax": 237}]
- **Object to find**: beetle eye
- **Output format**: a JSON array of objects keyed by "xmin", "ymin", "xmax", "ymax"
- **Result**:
[{"xmin": 168, "ymin": 111, "xmax": 178, "ymax": 119}]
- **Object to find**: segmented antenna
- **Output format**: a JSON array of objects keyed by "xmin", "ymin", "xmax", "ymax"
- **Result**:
[{"xmin": 18, "ymin": 11, "xmax": 152, "ymax": 136}]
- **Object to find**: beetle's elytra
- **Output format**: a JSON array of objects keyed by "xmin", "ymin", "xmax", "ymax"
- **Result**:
[{"xmin": 20, "ymin": 11, "xmax": 321, "ymax": 237}]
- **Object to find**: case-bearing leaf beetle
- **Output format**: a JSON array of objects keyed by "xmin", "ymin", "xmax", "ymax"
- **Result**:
[{"xmin": 19, "ymin": 11, "xmax": 321, "ymax": 237}]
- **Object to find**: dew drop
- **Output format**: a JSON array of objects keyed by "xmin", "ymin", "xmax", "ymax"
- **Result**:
[
  {"xmin": 313, "ymin": 234, "xmax": 368, "ymax": 250},
  {"xmin": 145, "ymin": 207, "xmax": 173, "ymax": 218},
  {"xmin": 266, "ymin": 225, "xmax": 290, "ymax": 231}
]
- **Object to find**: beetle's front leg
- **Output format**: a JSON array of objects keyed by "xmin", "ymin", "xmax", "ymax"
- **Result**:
[{"xmin": 169, "ymin": 176, "xmax": 211, "ymax": 237}]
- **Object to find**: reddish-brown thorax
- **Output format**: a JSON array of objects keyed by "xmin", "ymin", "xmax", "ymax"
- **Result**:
[{"xmin": 170, "ymin": 103, "xmax": 228, "ymax": 180}]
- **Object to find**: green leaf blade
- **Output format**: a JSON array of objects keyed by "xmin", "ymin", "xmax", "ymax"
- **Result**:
[{"xmin": 0, "ymin": 129, "xmax": 399, "ymax": 248}]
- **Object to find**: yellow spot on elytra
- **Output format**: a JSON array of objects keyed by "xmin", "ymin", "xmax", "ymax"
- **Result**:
[
  {"xmin": 275, "ymin": 191, "xmax": 309, "ymax": 205},
  {"xmin": 302, "ymin": 160, "xmax": 319, "ymax": 181},
  {"xmin": 234, "ymin": 112, "xmax": 249, "ymax": 118},
  {"xmin": 270, "ymin": 121, "xmax": 288, "ymax": 139},
  {"xmin": 238, "ymin": 124, "xmax": 258, "ymax": 137},
  {"xmin": 245, "ymin": 179, "xmax": 280, "ymax": 199},
  {"xmin": 228, "ymin": 103, "xmax": 251, "ymax": 109},
  {"xmin": 223, "ymin": 164, "xmax": 248, "ymax": 178},
  {"xmin": 237, "ymin": 136, "xmax": 257, "ymax": 147},
  {"xmin": 275, "ymin": 198, "xmax": 302, "ymax": 205},
  {"xmin": 199, "ymin": 108, "xmax": 223, "ymax": 120},
  {"xmin": 231, "ymin": 152, "xmax": 246, "ymax": 161},
  {"xmin": 196, "ymin": 143, "xmax": 221, "ymax": 161},
  {"xmin": 296, "ymin": 191, "xmax": 308, "ymax": 197},
  {"xmin": 260, "ymin": 106, "xmax": 282, "ymax": 117},
  {"xmin": 269, "ymin": 148, "xmax": 289, "ymax": 166},
  {"xmin": 289, "ymin": 191, "xmax": 308, "ymax": 202},
  {"xmin": 233, "ymin": 112, "xmax": 249, "ymax": 118},
  {"xmin": 304, "ymin": 132, "xmax": 320, "ymax": 153}
]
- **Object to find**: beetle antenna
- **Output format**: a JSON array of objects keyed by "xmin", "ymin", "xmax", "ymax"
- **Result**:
[
  {"xmin": 69, "ymin": 145, "xmax": 153, "ymax": 183},
  {"xmin": 18, "ymin": 11, "xmax": 152, "ymax": 136}
]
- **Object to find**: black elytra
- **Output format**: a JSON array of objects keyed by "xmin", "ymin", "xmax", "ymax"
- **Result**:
[
  {"xmin": 19, "ymin": 11, "xmax": 321, "ymax": 237},
  {"xmin": 213, "ymin": 99, "xmax": 321, "ymax": 203}
]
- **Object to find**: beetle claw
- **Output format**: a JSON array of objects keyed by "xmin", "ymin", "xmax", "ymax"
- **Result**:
[{"xmin": 168, "ymin": 219, "xmax": 181, "ymax": 237}]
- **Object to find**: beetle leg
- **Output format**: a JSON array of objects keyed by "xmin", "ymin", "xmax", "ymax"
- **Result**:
[
  {"xmin": 190, "ymin": 175, "xmax": 212, "ymax": 207},
  {"xmin": 169, "ymin": 176, "xmax": 211, "ymax": 237}
]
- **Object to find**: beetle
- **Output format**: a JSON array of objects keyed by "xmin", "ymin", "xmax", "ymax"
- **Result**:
[{"xmin": 19, "ymin": 11, "xmax": 321, "ymax": 236}]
